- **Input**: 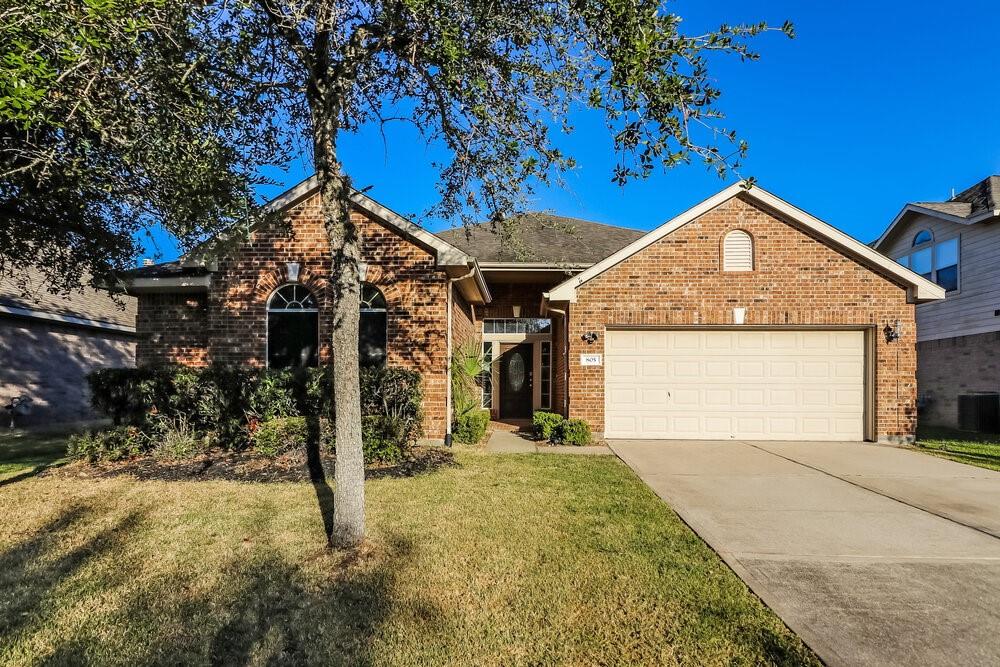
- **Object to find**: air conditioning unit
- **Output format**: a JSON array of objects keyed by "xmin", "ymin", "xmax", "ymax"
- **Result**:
[{"xmin": 958, "ymin": 393, "xmax": 1000, "ymax": 433}]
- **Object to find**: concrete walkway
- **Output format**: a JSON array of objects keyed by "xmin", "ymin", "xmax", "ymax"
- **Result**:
[
  {"xmin": 610, "ymin": 439, "xmax": 1000, "ymax": 667},
  {"xmin": 485, "ymin": 429, "xmax": 612, "ymax": 455}
]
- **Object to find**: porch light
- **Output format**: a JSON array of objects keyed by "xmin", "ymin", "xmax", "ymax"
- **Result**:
[
  {"xmin": 582, "ymin": 331, "xmax": 598, "ymax": 344},
  {"xmin": 285, "ymin": 262, "xmax": 300, "ymax": 283},
  {"xmin": 883, "ymin": 320, "xmax": 902, "ymax": 343}
]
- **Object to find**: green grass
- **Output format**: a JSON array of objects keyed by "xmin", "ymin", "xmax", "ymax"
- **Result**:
[
  {"xmin": 0, "ymin": 428, "xmax": 73, "ymax": 482},
  {"xmin": 0, "ymin": 436, "xmax": 816, "ymax": 666},
  {"xmin": 915, "ymin": 426, "xmax": 1000, "ymax": 471}
]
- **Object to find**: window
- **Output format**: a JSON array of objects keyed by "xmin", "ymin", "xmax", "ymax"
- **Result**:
[
  {"xmin": 912, "ymin": 229, "xmax": 933, "ymax": 246},
  {"xmin": 360, "ymin": 283, "xmax": 387, "ymax": 367},
  {"xmin": 540, "ymin": 341, "xmax": 552, "ymax": 410},
  {"xmin": 895, "ymin": 236, "xmax": 959, "ymax": 292},
  {"xmin": 481, "ymin": 342, "xmax": 494, "ymax": 409},
  {"xmin": 482, "ymin": 318, "xmax": 552, "ymax": 334},
  {"xmin": 723, "ymin": 230, "xmax": 753, "ymax": 271},
  {"xmin": 267, "ymin": 284, "xmax": 318, "ymax": 369}
]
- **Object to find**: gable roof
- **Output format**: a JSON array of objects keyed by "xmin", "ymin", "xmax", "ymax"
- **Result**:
[
  {"xmin": 546, "ymin": 182, "xmax": 945, "ymax": 304},
  {"xmin": 873, "ymin": 175, "xmax": 1000, "ymax": 249},
  {"xmin": 0, "ymin": 266, "xmax": 136, "ymax": 332},
  {"xmin": 435, "ymin": 213, "xmax": 645, "ymax": 265},
  {"xmin": 125, "ymin": 175, "xmax": 491, "ymax": 303}
]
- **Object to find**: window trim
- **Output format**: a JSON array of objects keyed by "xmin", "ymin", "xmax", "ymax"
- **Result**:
[
  {"xmin": 540, "ymin": 340, "xmax": 552, "ymax": 410},
  {"xmin": 895, "ymin": 234, "xmax": 960, "ymax": 293},
  {"xmin": 359, "ymin": 282, "xmax": 388, "ymax": 368},
  {"xmin": 481, "ymin": 341, "xmax": 495, "ymax": 409},
  {"xmin": 912, "ymin": 229, "xmax": 934, "ymax": 247},
  {"xmin": 265, "ymin": 283, "xmax": 320, "ymax": 369}
]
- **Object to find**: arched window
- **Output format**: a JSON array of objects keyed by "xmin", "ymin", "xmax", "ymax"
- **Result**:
[
  {"xmin": 722, "ymin": 230, "xmax": 753, "ymax": 271},
  {"xmin": 267, "ymin": 284, "xmax": 318, "ymax": 368},
  {"xmin": 912, "ymin": 229, "xmax": 933, "ymax": 246},
  {"xmin": 360, "ymin": 283, "xmax": 387, "ymax": 367}
]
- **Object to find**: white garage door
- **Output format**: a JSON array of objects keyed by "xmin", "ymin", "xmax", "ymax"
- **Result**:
[{"xmin": 604, "ymin": 330, "xmax": 865, "ymax": 441}]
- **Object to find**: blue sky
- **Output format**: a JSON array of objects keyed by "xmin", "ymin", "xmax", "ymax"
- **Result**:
[{"xmin": 142, "ymin": 0, "xmax": 1000, "ymax": 262}]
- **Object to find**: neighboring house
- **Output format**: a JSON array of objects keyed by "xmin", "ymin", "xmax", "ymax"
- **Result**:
[
  {"xmin": 123, "ymin": 178, "xmax": 943, "ymax": 444},
  {"xmin": 874, "ymin": 175, "xmax": 1000, "ymax": 430},
  {"xmin": 0, "ymin": 267, "xmax": 136, "ymax": 426}
]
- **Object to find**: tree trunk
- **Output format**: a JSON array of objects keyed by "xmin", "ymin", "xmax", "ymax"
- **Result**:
[{"xmin": 311, "ymin": 99, "xmax": 365, "ymax": 548}]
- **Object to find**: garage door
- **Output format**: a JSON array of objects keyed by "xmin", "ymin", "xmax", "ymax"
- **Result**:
[{"xmin": 604, "ymin": 330, "xmax": 865, "ymax": 441}]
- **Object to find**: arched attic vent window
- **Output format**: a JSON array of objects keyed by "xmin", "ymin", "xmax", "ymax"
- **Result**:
[
  {"xmin": 722, "ymin": 230, "xmax": 754, "ymax": 271},
  {"xmin": 912, "ymin": 230, "xmax": 933, "ymax": 246}
]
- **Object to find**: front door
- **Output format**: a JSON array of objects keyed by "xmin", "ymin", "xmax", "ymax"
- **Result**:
[{"xmin": 500, "ymin": 343, "xmax": 533, "ymax": 419}]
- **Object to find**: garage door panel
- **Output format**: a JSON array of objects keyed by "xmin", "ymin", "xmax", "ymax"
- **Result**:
[{"xmin": 605, "ymin": 329, "xmax": 865, "ymax": 441}]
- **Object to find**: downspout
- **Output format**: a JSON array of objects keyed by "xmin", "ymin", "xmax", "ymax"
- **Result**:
[{"xmin": 445, "ymin": 264, "xmax": 478, "ymax": 446}]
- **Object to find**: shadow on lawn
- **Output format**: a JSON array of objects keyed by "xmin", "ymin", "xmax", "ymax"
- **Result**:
[{"xmin": 0, "ymin": 499, "xmax": 424, "ymax": 665}]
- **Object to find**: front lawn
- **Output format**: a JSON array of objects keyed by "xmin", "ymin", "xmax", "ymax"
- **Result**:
[
  {"xmin": 0, "ymin": 428, "xmax": 72, "ymax": 483},
  {"xmin": 915, "ymin": 426, "xmax": 1000, "ymax": 471},
  {"xmin": 0, "ymin": 434, "xmax": 816, "ymax": 666}
]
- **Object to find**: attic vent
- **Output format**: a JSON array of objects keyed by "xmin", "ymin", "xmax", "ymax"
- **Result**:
[{"xmin": 723, "ymin": 230, "xmax": 753, "ymax": 271}]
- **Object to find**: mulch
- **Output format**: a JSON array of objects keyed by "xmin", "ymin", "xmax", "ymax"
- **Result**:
[{"xmin": 48, "ymin": 445, "xmax": 457, "ymax": 484}]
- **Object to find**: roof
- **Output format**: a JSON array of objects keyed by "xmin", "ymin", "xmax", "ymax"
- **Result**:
[
  {"xmin": 0, "ymin": 266, "xmax": 136, "ymax": 332},
  {"xmin": 123, "ymin": 175, "xmax": 491, "ymax": 304},
  {"xmin": 435, "ymin": 213, "xmax": 645, "ymax": 265},
  {"xmin": 546, "ymin": 182, "xmax": 945, "ymax": 304},
  {"xmin": 874, "ymin": 175, "xmax": 1000, "ymax": 249}
]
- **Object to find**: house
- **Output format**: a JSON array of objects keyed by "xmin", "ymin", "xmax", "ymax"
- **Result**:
[
  {"xmin": 873, "ymin": 175, "xmax": 1000, "ymax": 430},
  {"xmin": 0, "ymin": 267, "xmax": 136, "ymax": 426},
  {"xmin": 123, "ymin": 178, "xmax": 943, "ymax": 444}
]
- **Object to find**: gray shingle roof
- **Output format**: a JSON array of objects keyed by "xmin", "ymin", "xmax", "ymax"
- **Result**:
[
  {"xmin": 0, "ymin": 266, "xmax": 136, "ymax": 328},
  {"xmin": 435, "ymin": 213, "xmax": 645, "ymax": 264},
  {"xmin": 123, "ymin": 260, "xmax": 211, "ymax": 279},
  {"xmin": 913, "ymin": 176, "xmax": 1000, "ymax": 220}
]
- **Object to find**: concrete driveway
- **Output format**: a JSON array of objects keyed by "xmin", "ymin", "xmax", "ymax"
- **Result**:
[{"xmin": 610, "ymin": 440, "xmax": 1000, "ymax": 667}]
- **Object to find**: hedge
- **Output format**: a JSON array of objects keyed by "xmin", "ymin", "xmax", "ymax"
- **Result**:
[{"xmin": 85, "ymin": 365, "xmax": 422, "ymax": 462}]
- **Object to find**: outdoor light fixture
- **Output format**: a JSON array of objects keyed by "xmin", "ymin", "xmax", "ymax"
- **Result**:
[
  {"xmin": 285, "ymin": 262, "xmax": 300, "ymax": 282},
  {"xmin": 883, "ymin": 320, "xmax": 902, "ymax": 343},
  {"xmin": 582, "ymin": 331, "xmax": 598, "ymax": 344}
]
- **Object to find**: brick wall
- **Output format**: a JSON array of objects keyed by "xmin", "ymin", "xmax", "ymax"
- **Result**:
[
  {"xmin": 0, "ymin": 317, "xmax": 135, "ymax": 425},
  {"xmin": 480, "ymin": 282, "xmax": 549, "ymax": 319},
  {"xmin": 136, "ymin": 293, "xmax": 208, "ymax": 366},
  {"xmin": 917, "ymin": 331, "xmax": 1000, "ymax": 429},
  {"xmin": 567, "ymin": 195, "xmax": 917, "ymax": 442},
  {"xmin": 136, "ymin": 192, "xmax": 452, "ymax": 438}
]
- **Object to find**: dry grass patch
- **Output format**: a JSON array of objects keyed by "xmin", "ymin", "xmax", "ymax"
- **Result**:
[{"xmin": 0, "ymin": 433, "xmax": 816, "ymax": 666}]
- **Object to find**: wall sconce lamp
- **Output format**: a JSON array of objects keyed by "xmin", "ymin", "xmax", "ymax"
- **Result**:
[
  {"xmin": 582, "ymin": 331, "xmax": 598, "ymax": 344},
  {"xmin": 285, "ymin": 262, "xmax": 300, "ymax": 283},
  {"xmin": 883, "ymin": 320, "xmax": 902, "ymax": 343}
]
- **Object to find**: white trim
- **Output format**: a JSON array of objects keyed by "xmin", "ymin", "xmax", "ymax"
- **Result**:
[
  {"xmin": 0, "ymin": 304, "xmax": 136, "ymax": 334},
  {"xmin": 478, "ymin": 262, "xmax": 592, "ymax": 271},
  {"xmin": 545, "ymin": 182, "xmax": 946, "ymax": 304},
  {"xmin": 264, "ymin": 283, "xmax": 321, "ymax": 369},
  {"xmin": 127, "ymin": 275, "xmax": 211, "ymax": 293},
  {"xmin": 873, "ymin": 203, "xmax": 999, "ymax": 249}
]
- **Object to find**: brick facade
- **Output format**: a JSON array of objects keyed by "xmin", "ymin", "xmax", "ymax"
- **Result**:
[
  {"xmin": 136, "ymin": 192, "xmax": 452, "ymax": 438},
  {"xmin": 565, "ymin": 195, "xmax": 918, "ymax": 442},
  {"xmin": 917, "ymin": 331, "xmax": 1000, "ymax": 429}
]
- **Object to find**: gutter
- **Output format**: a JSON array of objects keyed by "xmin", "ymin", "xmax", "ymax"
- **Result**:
[{"xmin": 0, "ymin": 304, "xmax": 136, "ymax": 335}]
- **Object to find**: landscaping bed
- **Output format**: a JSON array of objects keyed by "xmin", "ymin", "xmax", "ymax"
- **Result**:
[{"xmin": 0, "ymin": 430, "xmax": 817, "ymax": 666}]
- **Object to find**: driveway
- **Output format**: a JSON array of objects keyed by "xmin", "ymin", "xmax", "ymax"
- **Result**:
[{"xmin": 610, "ymin": 440, "xmax": 1000, "ymax": 667}]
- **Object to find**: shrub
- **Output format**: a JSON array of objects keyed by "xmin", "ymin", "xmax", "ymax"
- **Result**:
[
  {"xmin": 532, "ymin": 411, "xmax": 563, "ymax": 441},
  {"xmin": 555, "ymin": 418, "xmax": 592, "ymax": 446},
  {"xmin": 361, "ymin": 415, "xmax": 409, "ymax": 463},
  {"xmin": 68, "ymin": 426, "xmax": 148, "ymax": 462},
  {"xmin": 454, "ymin": 408, "xmax": 490, "ymax": 445},
  {"xmin": 252, "ymin": 416, "xmax": 309, "ymax": 456},
  {"xmin": 150, "ymin": 415, "xmax": 209, "ymax": 460}
]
